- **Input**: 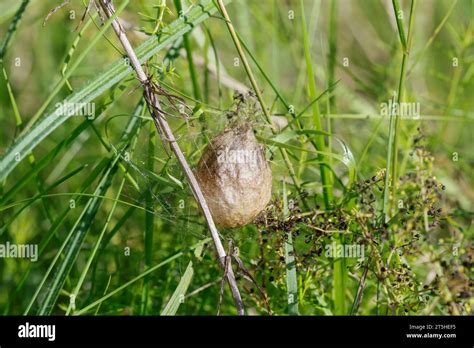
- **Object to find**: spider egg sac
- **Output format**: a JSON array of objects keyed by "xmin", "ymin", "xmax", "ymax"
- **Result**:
[{"xmin": 196, "ymin": 123, "xmax": 272, "ymax": 228}]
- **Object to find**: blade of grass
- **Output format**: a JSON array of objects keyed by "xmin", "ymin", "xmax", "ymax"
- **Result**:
[
  {"xmin": 6, "ymin": 159, "xmax": 119, "ymax": 315},
  {"xmin": 65, "ymin": 104, "xmax": 144, "ymax": 315},
  {"xmin": 0, "ymin": 80, "xmax": 133, "ymax": 206},
  {"xmin": 161, "ymin": 242, "xmax": 205, "ymax": 315},
  {"xmin": 75, "ymin": 238, "xmax": 211, "ymax": 315},
  {"xmin": 174, "ymin": 0, "xmax": 203, "ymax": 104},
  {"xmin": 24, "ymin": 1, "xmax": 129, "ymax": 132},
  {"xmin": 327, "ymin": 0, "xmax": 337, "ymax": 111},
  {"xmin": 407, "ymin": 0, "xmax": 457, "ymax": 76},
  {"xmin": 36, "ymin": 156, "xmax": 120, "ymax": 315},
  {"xmin": 0, "ymin": 0, "xmax": 29, "ymax": 58},
  {"xmin": 66, "ymin": 170, "xmax": 128, "ymax": 315},
  {"xmin": 391, "ymin": 0, "xmax": 416, "ymax": 204},
  {"xmin": 215, "ymin": 0, "xmax": 304, "ymax": 201},
  {"xmin": 0, "ymin": 164, "xmax": 86, "ymax": 234},
  {"xmin": 161, "ymin": 260, "xmax": 194, "ymax": 315},
  {"xmin": 283, "ymin": 181, "xmax": 299, "ymax": 315},
  {"xmin": 203, "ymin": 25, "xmax": 223, "ymax": 108},
  {"xmin": 0, "ymin": 0, "xmax": 226, "ymax": 182},
  {"xmin": 141, "ymin": 114, "xmax": 156, "ymax": 314},
  {"xmin": 326, "ymin": 0, "xmax": 337, "ymax": 189},
  {"xmin": 392, "ymin": 0, "xmax": 407, "ymax": 50},
  {"xmin": 22, "ymin": 156, "xmax": 110, "ymax": 315},
  {"xmin": 26, "ymin": 103, "xmax": 143, "ymax": 315},
  {"xmin": 383, "ymin": 0, "xmax": 416, "ymax": 221},
  {"xmin": 300, "ymin": 0, "xmax": 343, "ymax": 314},
  {"xmin": 300, "ymin": 0, "xmax": 333, "ymax": 208},
  {"xmin": 1, "ymin": 63, "xmax": 22, "ymax": 130},
  {"xmin": 60, "ymin": 15, "xmax": 95, "ymax": 92}
]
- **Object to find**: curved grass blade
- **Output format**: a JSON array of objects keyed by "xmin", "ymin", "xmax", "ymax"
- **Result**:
[
  {"xmin": 0, "ymin": 0, "xmax": 30, "ymax": 58},
  {"xmin": 161, "ymin": 242, "xmax": 205, "ymax": 315},
  {"xmin": 334, "ymin": 137, "xmax": 356, "ymax": 188},
  {"xmin": 0, "ymin": 0, "xmax": 227, "ymax": 182},
  {"xmin": 27, "ymin": 105, "xmax": 143, "ymax": 315},
  {"xmin": 36, "ymin": 157, "xmax": 120, "ymax": 315},
  {"xmin": 161, "ymin": 261, "xmax": 194, "ymax": 315},
  {"xmin": 283, "ymin": 182, "xmax": 299, "ymax": 315},
  {"xmin": 75, "ymin": 238, "xmax": 210, "ymax": 315},
  {"xmin": 0, "ymin": 78, "xmax": 133, "ymax": 207},
  {"xmin": 66, "ymin": 106, "xmax": 144, "ymax": 315}
]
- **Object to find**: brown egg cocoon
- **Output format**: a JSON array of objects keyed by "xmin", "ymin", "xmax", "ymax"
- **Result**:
[{"xmin": 196, "ymin": 123, "xmax": 272, "ymax": 228}]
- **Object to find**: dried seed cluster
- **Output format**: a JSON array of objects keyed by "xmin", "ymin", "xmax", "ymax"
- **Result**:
[{"xmin": 249, "ymin": 129, "xmax": 472, "ymax": 314}]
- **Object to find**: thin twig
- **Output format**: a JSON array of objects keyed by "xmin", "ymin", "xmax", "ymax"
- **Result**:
[
  {"xmin": 97, "ymin": 0, "xmax": 245, "ymax": 315},
  {"xmin": 350, "ymin": 257, "xmax": 370, "ymax": 315},
  {"xmin": 43, "ymin": 0, "xmax": 69, "ymax": 26}
]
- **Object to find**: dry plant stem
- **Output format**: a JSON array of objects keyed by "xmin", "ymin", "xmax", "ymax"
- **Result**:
[{"xmin": 98, "ymin": 0, "xmax": 244, "ymax": 315}]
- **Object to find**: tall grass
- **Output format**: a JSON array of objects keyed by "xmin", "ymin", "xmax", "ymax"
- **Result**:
[
  {"xmin": 0, "ymin": 0, "xmax": 471, "ymax": 317},
  {"xmin": 383, "ymin": 0, "xmax": 417, "ymax": 221}
]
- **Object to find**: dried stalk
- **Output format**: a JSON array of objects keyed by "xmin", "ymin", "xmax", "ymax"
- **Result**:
[{"xmin": 97, "ymin": 0, "xmax": 244, "ymax": 315}]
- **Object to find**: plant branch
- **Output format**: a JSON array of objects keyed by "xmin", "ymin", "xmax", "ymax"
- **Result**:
[{"xmin": 97, "ymin": 0, "xmax": 244, "ymax": 315}]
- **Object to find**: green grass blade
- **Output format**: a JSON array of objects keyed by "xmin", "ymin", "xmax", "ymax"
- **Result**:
[
  {"xmin": 27, "ymin": 104, "xmax": 142, "ymax": 315},
  {"xmin": 0, "ymin": 0, "xmax": 30, "ymax": 58},
  {"xmin": 327, "ymin": 0, "xmax": 337, "ymax": 111},
  {"xmin": 25, "ymin": 2, "xmax": 129, "ymax": 131},
  {"xmin": 407, "ymin": 0, "xmax": 457, "ymax": 75},
  {"xmin": 141, "ymin": 118, "xmax": 156, "ymax": 314},
  {"xmin": 0, "ymin": 79, "xmax": 133, "ymax": 206},
  {"xmin": 300, "ymin": 0, "xmax": 333, "ymax": 208},
  {"xmin": 77, "ymin": 251, "xmax": 184, "ymax": 315},
  {"xmin": 36, "ymin": 157, "xmax": 120, "ymax": 315},
  {"xmin": 285, "ymin": 232, "xmax": 299, "ymax": 315},
  {"xmin": 65, "ymin": 103, "xmax": 144, "ymax": 315},
  {"xmin": 0, "ymin": 0, "xmax": 226, "ymax": 182},
  {"xmin": 22, "ymin": 156, "xmax": 110, "ymax": 314},
  {"xmin": 1, "ymin": 61, "xmax": 22, "ymax": 129},
  {"xmin": 60, "ymin": 15, "xmax": 95, "ymax": 92},
  {"xmin": 66, "ymin": 172, "xmax": 128, "ymax": 315},
  {"xmin": 160, "ymin": 241, "xmax": 205, "ymax": 315},
  {"xmin": 0, "ymin": 120, "xmax": 91, "ymax": 209},
  {"xmin": 283, "ymin": 182, "xmax": 299, "ymax": 315},
  {"xmin": 161, "ymin": 261, "xmax": 195, "ymax": 315},
  {"xmin": 392, "ymin": 0, "xmax": 407, "ymax": 50},
  {"xmin": 174, "ymin": 0, "xmax": 203, "ymax": 103},
  {"xmin": 383, "ymin": 0, "xmax": 416, "ymax": 221},
  {"xmin": 75, "ymin": 238, "xmax": 210, "ymax": 315}
]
